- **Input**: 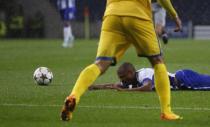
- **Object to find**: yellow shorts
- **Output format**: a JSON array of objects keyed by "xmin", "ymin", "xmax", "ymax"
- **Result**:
[{"xmin": 96, "ymin": 16, "xmax": 161, "ymax": 65}]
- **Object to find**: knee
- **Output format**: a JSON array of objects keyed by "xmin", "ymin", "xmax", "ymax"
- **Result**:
[
  {"xmin": 64, "ymin": 21, "xmax": 70, "ymax": 27},
  {"xmin": 156, "ymin": 29, "xmax": 162, "ymax": 36},
  {"xmin": 149, "ymin": 56, "xmax": 164, "ymax": 67},
  {"xmin": 155, "ymin": 25, "xmax": 163, "ymax": 36},
  {"xmin": 95, "ymin": 60, "xmax": 112, "ymax": 74}
]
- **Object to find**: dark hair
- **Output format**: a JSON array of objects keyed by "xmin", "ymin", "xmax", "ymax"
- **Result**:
[{"xmin": 117, "ymin": 62, "xmax": 136, "ymax": 74}]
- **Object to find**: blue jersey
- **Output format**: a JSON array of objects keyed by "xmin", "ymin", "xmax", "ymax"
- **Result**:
[
  {"xmin": 175, "ymin": 69, "xmax": 210, "ymax": 90},
  {"xmin": 57, "ymin": 0, "xmax": 76, "ymax": 20}
]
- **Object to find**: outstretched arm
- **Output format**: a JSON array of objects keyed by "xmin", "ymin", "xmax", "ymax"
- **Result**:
[
  {"xmin": 157, "ymin": 0, "xmax": 182, "ymax": 32},
  {"xmin": 117, "ymin": 80, "xmax": 153, "ymax": 92},
  {"xmin": 88, "ymin": 83, "xmax": 122, "ymax": 90}
]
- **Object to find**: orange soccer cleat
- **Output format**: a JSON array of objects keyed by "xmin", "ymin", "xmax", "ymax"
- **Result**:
[
  {"xmin": 60, "ymin": 95, "xmax": 76, "ymax": 121},
  {"xmin": 160, "ymin": 113, "xmax": 183, "ymax": 121}
]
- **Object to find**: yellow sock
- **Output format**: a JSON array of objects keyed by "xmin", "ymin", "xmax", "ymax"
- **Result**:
[
  {"xmin": 154, "ymin": 63, "xmax": 172, "ymax": 114},
  {"xmin": 70, "ymin": 64, "xmax": 101, "ymax": 103}
]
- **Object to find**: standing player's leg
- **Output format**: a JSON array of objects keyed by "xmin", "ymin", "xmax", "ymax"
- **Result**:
[
  {"xmin": 154, "ymin": 8, "xmax": 168, "ymax": 44},
  {"xmin": 149, "ymin": 56, "xmax": 182, "ymax": 120},
  {"xmin": 60, "ymin": 16, "xmax": 129, "ymax": 121},
  {"xmin": 61, "ymin": 60, "xmax": 111, "ymax": 121},
  {"xmin": 70, "ymin": 60, "xmax": 111, "ymax": 103},
  {"xmin": 62, "ymin": 9, "xmax": 75, "ymax": 48},
  {"xmin": 124, "ymin": 17, "xmax": 181, "ymax": 120},
  {"xmin": 63, "ymin": 21, "xmax": 73, "ymax": 47}
]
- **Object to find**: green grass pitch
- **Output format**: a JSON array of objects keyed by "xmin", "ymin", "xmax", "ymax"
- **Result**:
[{"xmin": 0, "ymin": 39, "xmax": 210, "ymax": 127}]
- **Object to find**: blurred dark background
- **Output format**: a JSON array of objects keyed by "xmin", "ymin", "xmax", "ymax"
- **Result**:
[{"xmin": 0, "ymin": 0, "xmax": 209, "ymax": 39}]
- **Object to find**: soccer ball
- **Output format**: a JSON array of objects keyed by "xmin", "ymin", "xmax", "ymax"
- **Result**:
[{"xmin": 33, "ymin": 67, "xmax": 53, "ymax": 85}]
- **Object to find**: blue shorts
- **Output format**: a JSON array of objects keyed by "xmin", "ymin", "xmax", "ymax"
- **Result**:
[
  {"xmin": 59, "ymin": 8, "xmax": 75, "ymax": 21},
  {"xmin": 175, "ymin": 69, "xmax": 210, "ymax": 90}
]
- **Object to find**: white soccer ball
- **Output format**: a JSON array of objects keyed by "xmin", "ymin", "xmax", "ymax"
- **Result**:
[{"xmin": 33, "ymin": 67, "xmax": 53, "ymax": 85}]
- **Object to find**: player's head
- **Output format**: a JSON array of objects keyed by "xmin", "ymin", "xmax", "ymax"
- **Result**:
[{"xmin": 117, "ymin": 62, "xmax": 136, "ymax": 84}]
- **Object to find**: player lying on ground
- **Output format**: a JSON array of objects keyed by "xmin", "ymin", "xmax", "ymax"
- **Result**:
[{"xmin": 89, "ymin": 62, "xmax": 210, "ymax": 91}]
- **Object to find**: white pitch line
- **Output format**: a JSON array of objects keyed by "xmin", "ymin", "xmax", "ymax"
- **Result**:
[
  {"xmin": 0, "ymin": 103, "xmax": 61, "ymax": 107},
  {"xmin": 1, "ymin": 103, "xmax": 210, "ymax": 111}
]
